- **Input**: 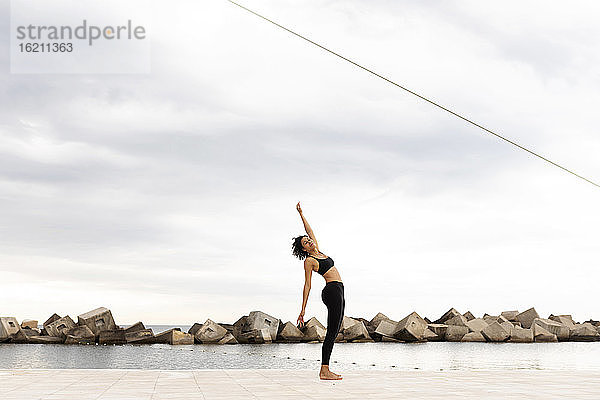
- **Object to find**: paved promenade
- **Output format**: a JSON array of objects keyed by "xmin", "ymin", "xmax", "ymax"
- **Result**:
[{"xmin": 1, "ymin": 369, "xmax": 599, "ymax": 399}]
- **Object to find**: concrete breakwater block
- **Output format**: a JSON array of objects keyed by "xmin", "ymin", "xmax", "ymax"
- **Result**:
[
  {"xmin": 42, "ymin": 314, "xmax": 61, "ymax": 330},
  {"xmin": 22, "ymin": 327, "xmax": 41, "ymax": 337},
  {"xmin": 233, "ymin": 316, "xmax": 248, "ymax": 340},
  {"xmin": 369, "ymin": 312, "xmax": 392, "ymax": 329},
  {"xmin": 549, "ymin": 315, "xmax": 575, "ymax": 328},
  {"xmin": 302, "ymin": 321, "xmax": 326, "ymax": 342},
  {"xmin": 508, "ymin": 326, "xmax": 534, "ymax": 343},
  {"xmin": 343, "ymin": 320, "xmax": 371, "ymax": 341},
  {"xmin": 156, "ymin": 328, "xmax": 193, "ymax": 345},
  {"xmin": 516, "ymin": 307, "xmax": 540, "ymax": 329},
  {"xmin": 394, "ymin": 312, "xmax": 428, "ymax": 342},
  {"xmin": 445, "ymin": 325, "xmax": 469, "ymax": 342},
  {"xmin": 500, "ymin": 310, "xmax": 519, "ymax": 321},
  {"xmin": 247, "ymin": 311, "xmax": 279, "ymax": 341},
  {"xmin": 218, "ymin": 332, "xmax": 238, "ymax": 344},
  {"xmin": 500, "ymin": 322, "xmax": 515, "ymax": 335},
  {"xmin": 287, "ymin": 316, "xmax": 326, "ymax": 342},
  {"xmin": 240, "ymin": 328, "xmax": 273, "ymax": 343},
  {"xmin": 78, "ymin": 307, "xmax": 116, "ymax": 335},
  {"xmin": 569, "ymin": 323, "xmax": 600, "ymax": 341},
  {"xmin": 422, "ymin": 328, "xmax": 438, "ymax": 341},
  {"xmin": 46, "ymin": 316, "xmax": 75, "ymax": 338},
  {"xmin": 304, "ymin": 317, "xmax": 325, "ymax": 330},
  {"xmin": 433, "ymin": 308, "xmax": 461, "ymax": 325},
  {"xmin": 64, "ymin": 325, "xmax": 95, "ymax": 344},
  {"xmin": 9, "ymin": 329, "xmax": 30, "ymax": 344},
  {"xmin": 532, "ymin": 324, "xmax": 558, "ymax": 342},
  {"xmin": 350, "ymin": 316, "xmax": 372, "ymax": 326},
  {"xmin": 218, "ymin": 323, "xmax": 234, "ymax": 333},
  {"xmin": 532, "ymin": 318, "xmax": 569, "ymax": 341},
  {"xmin": 21, "ymin": 319, "xmax": 38, "ymax": 329},
  {"xmin": 483, "ymin": 316, "xmax": 513, "ymax": 336},
  {"xmin": 446, "ymin": 314, "xmax": 469, "ymax": 327},
  {"xmin": 362, "ymin": 315, "xmax": 391, "ymax": 341},
  {"xmin": 426, "ymin": 323, "xmax": 448, "ymax": 339},
  {"xmin": 125, "ymin": 329, "xmax": 155, "ymax": 344},
  {"xmin": 99, "ymin": 329, "xmax": 127, "ymax": 345},
  {"xmin": 303, "ymin": 325, "xmax": 325, "ymax": 342},
  {"xmin": 209, "ymin": 321, "xmax": 234, "ymax": 341},
  {"xmin": 375, "ymin": 319, "xmax": 396, "ymax": 338},
  {"xmin": 425, "ymin": 324, "xmax": 449, "ymax": 342},
  {"xmin": 463, "ymin": 311, "xmax": 475, "ymax": 321},
  {"xmin": 66, "ymin": 325, "xmax": 95, "ymax": 338},
  {"xmin": 276, "ymin": 319, "xmax": 286, "ymax": 337},
  {"xmin": 481, "ymin": 322, "xmax": 510, "ymax": 342},
  {"xmin": 461, "ymin": 331, "xmax": 486, "ymax": 342},
  {"xmin": 188, "ymin": 323, "xmax": 203, "ymax": 336},
  {"xmin": 233, "ymin": 312, "xmax": 280, "ymax": 343},
  {"xmin": 171, "ymin": 330, "xmax": 194, "ymax": 345},
  {"xmin": 277, "ymin": 321, "xmax": 304, "ymax": 342},
  {"xmin": 195, "ymin": 319, "xmax": 227, "ymax": 343},
  {"xmin": 341, "ymin": 316, "xmax": 357, "ymax": 331},
  {"xmin": 466, "ymin": 318, "xmax": 489, "ymax": 333},
  {"xmin": 232, "ymin": 316, "xmax": 262, "ymax": 343},
  {"xmin": 124, "ymin": 322, "xmax": 145, "ymax": 334},
  {"xmin": 0, "ymin": 317, "xmax": 22, "ymax": 342}
]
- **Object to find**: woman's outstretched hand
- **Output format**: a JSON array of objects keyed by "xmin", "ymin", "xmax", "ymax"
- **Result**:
[
  {"xmin": 297, "ymin": 310, "xmax": 305, "ymax": 328},
  {"xmin": 296, "ymin": 201, "xmax": 303, "ymax": 214}
]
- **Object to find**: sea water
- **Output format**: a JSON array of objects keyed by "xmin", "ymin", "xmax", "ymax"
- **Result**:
[{"xmin": 2, "ymin": 325, "xmax": 600, "ymax": 371}]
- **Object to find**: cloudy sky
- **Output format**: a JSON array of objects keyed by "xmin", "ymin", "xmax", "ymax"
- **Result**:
[{"xmin": 1, "ymin": 0, "xmax": 599, "ymax": 326}]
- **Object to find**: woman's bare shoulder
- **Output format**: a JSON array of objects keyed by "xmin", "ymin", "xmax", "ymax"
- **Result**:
[{"xmin": 304, "ymin": 256, "xmax": 318, "ymax": 271}]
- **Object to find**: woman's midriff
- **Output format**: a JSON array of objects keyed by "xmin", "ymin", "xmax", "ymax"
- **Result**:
[{"xmin": 322, "ymin": 266, "xmax": 342, "ymax": 283}]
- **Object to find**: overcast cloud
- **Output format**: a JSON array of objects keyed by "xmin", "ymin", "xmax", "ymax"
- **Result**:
[{"xmin": 1, "ymin": 0, "xmax": 599, "ymax": 325}]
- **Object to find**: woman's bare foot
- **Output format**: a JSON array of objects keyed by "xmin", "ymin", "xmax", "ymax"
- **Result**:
[{"xmin": 319, "ymin": 366, "xmax": 343, "ymax": 380}]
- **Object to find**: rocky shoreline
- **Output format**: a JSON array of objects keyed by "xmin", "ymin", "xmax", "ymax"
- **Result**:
[{"xmin": 1, "ymin": 306, "xmax": 599, "ymax": 345}]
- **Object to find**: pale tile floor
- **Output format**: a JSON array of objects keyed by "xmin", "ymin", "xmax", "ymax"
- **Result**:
[{"xmin": 1, "ymin": 369, "xmax": 599, "ymax": 399}]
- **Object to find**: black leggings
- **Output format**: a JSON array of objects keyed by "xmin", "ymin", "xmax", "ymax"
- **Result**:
[{"xmin": 321, "ymin": 281, "xmax": 345, "ymax": 366}]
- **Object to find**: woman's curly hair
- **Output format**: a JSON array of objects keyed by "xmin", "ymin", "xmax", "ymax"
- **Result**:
[{"xmin": 291, "ymin": 234, "xmax": 309, "ymax": 260}]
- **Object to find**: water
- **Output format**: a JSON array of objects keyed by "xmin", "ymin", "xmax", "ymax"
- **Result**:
[{"xmin": 2, "ymin": 340, "xmax": 600, "ymax": 371}]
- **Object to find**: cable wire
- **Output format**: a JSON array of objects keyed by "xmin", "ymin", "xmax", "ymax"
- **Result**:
[{"xmin": 226, "ymin": 0, "xmax": 600, "ymax": 189}]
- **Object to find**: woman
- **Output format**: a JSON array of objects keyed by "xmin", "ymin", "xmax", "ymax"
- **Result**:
[{"xmin": 292, "ymin": 201, "xmax": 345, "ymax": 380}]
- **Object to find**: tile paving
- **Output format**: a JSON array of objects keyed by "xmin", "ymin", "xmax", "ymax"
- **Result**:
[{"xmin": 0, "ymin": 369, "xmax": 599, "ymax": 399}]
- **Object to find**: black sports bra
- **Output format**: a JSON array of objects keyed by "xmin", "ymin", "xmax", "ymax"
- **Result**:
[{"xmin": 307, "ymin": 252, "xmax": 335, "ymax": 276}]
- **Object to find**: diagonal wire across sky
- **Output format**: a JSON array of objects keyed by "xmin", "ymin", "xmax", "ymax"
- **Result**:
[{"xmin": 227, "ymin": 0, "xmax": 600, "ymax": 189}]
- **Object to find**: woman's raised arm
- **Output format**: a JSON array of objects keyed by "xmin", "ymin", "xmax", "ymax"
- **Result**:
[{"xmin": 296, "ymin": 202, "xmax": 319, "ymax": 247}]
